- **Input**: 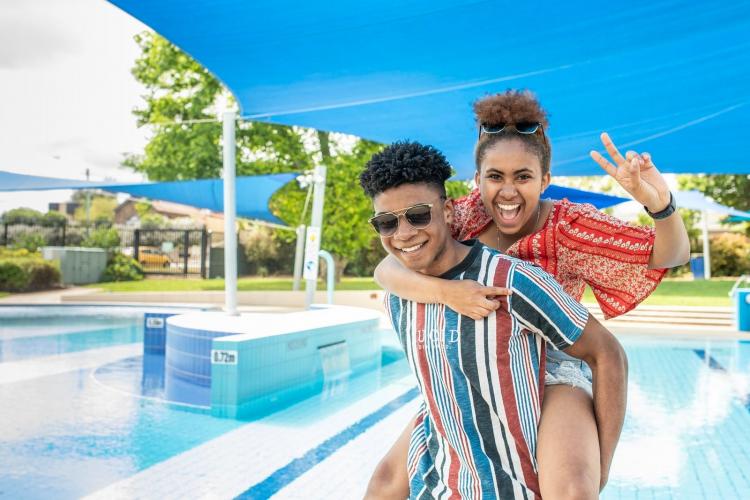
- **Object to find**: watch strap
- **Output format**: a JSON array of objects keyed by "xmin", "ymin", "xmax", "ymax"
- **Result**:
[{"xmin": 644, "ymin": 192, "xmax": 676, "ymax": 220}]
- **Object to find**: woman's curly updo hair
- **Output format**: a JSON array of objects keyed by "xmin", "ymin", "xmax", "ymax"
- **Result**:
[
  {"xmin": 360, "ymin": 140, "xmax": 452, "ymax": 198},
  {"xmin": 474, "ymin": 90, "xmax": 552, "ymax": 175}
]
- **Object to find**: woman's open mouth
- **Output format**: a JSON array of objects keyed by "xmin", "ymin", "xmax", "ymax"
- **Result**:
[{"xmin": 496, "ymin": 203, "xmax": 522, "ymax": 223}]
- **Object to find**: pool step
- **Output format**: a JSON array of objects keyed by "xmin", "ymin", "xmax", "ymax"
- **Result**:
[{"xmin": 585, "ymin": 304, "xmax": 734, "ymax": 328}]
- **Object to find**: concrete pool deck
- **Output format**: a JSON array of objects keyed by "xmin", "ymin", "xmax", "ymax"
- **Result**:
[{"xmin": 2, "ymin": 286, "xmax": 743, "ymax": 339}]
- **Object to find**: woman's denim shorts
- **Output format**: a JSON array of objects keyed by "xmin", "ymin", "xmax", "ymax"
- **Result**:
[{"xmin": 545, "ymin": 348, "xmax": 593, "ymax": 396}]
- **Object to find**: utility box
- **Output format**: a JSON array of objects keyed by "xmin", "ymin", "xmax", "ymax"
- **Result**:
[
  {"xmin": 41, "ymin": 247, "xmax": 107, "ymax": 285},
  {"xmin": 737, "ymin": 290, "xmax": 750, "ymax": 332},
  {"xmin": 731, "ymin": 276, "xmax": 750, "ymax": 333},
  {"xmin": 690, "ymin": 255, "xmax": 705, "ymax": 280}
]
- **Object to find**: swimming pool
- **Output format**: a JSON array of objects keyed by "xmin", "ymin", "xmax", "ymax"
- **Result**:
[{"xmin": 1, "ymin": 305, "xmax": 749, "ymax": 499}]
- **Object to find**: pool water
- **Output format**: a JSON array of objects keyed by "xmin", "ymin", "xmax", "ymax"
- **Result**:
[
  {"xmin": 0, "ymin": 306, "xmax": 410, "ymax": 499},
  {"xmin": 2, "ymin": 306, "xmax": 750, "ymax": 499},
  {"xmin": 0, "ymin": 307, "xmax": 142, "ymax": 361},
  {"xmin": 602, "ymin": 338, "xmax": 750, "ymax": 499}
]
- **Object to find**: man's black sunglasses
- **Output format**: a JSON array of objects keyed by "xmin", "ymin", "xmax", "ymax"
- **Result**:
[{"xmin": 368, "ymin": 203, "xmax": 435, "ymax": 237}]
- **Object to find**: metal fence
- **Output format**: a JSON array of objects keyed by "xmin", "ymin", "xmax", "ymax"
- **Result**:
[
  {"xmin": 125, "ymin": 228, "xmax": 210, "ymax": 276},
  {"xmin": 1, "ymin": 223, "xmax": 211, "ymax": 277}
]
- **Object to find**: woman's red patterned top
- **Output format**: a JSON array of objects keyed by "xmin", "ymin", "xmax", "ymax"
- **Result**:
[{"xmin": 451, "ymin": 188, "xmax": 667, "ymax": 319}]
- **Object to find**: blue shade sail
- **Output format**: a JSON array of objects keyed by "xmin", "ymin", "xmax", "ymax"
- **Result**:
[
  {"xmin": 109, "ymin": 0, "xmax": 750, "ymax": 178},
  {"xmin": 0, "ymin": 171, "xmax": 296, "ymax": 224},
  {"xmin": 542, "ymin": 185, "xmax": 628, "ymax": 209},
  {"xmin": 673, "ymin": 190, "xmax": 750, "ymax": 218}
]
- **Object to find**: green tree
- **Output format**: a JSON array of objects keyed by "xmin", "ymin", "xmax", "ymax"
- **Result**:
[
  {"xmin": 2, "ymin": 208, "xmax": 44, "ymax": 225},
  {"xmin": 125, "ymin": 31, "xmax": 391, "ymax": 276},
  {"xmin": 73, "ymin": 195, "xmax": 117, "ymax": 224},
  {"xmin": 678, "ymin": 174, "xmax": 750, "ymax": 212},
  {"xmin": 41, "ymin": 211, "xmax": 68, "ymax": 227},
  {"xmin": 124, "ymin": 32, "xmax": 312, "ymax": 180},
  {"xmin": 270, "ymin": 140, "xmax": 385, "ymax": 277},
  {"xmin": 679, "ymin": 174, "xmax": 750, "ymax": 235}
]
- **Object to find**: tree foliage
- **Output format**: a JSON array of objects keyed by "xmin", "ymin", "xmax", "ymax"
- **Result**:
[
  {"xmin": 125, "ymin": 31, "xmax": 389, "ymax": 274},
  {"xmin": 124, "ymin": 32, "xmax": 312, "ymax": 180},
  {"xmin": 269, "ymin": 140, "xmax": 385, "ymax": 273},
  {"xmin": 1, "ymin": 208, "xmax": 67, "ymax": 227},
  {"xmin": 73, "ymin": 194, "xmax": 117, "ymax": 224},
  {"xmin": 678, "ymin": 174, "xmax": 750, "ymax": 236},
  {"xmin": 678, "ymin": 174, "xmax": 750, "ymax": 212}
]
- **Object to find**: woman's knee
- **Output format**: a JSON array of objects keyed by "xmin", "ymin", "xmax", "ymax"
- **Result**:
[{"xmin": 550, "ymin": 475, "xmax": 599, "ymax": 500}]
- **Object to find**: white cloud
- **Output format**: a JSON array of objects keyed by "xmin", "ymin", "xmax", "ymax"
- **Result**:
[{"xmin": 0, "ymin": 0, "xmax": 150, "ymax": 213}]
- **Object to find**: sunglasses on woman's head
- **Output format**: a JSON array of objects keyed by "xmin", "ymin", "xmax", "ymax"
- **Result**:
[
  {"xmin": 478, "ymin": 122, "xmax": 542, "ymax": 140},
  {"xmin": 369, "ymin": 203, "xmax": 436, "ymax": 237}
]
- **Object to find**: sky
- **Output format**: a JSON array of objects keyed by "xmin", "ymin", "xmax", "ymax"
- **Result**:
[{"xmin": 0, "ymin": 0, "xmax": 149, "ymax": 214}]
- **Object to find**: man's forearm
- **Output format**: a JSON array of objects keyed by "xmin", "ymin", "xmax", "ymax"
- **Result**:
[{"xmin": 588, "ymin": 346, "xmax": 628, "ymax": 489}]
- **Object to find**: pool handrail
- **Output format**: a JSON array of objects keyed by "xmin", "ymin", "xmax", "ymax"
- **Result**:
[
  {"xmin": 729, "ymin": 275, "xmax": 750, "ymax": 298},
  {"xmin": 319, "ymin": 249, "xmax": 335, "ymax": 305}
]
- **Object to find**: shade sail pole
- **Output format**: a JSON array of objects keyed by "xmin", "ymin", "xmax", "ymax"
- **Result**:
[
  {"xmin": 223, "ymin": 110, "xmax": 238, "ymax": 315},
  {"xmin": 701, "ymin": 209, "xmax": 711, "ymax": 280},
  {"xmin": 304, "ymin": 165, "xmax": 327, "ymax": 308}
]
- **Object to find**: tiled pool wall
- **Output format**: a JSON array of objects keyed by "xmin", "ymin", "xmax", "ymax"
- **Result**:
[
  {"xmin": 211, "ymin": 318, "xmax": 381, "ymax": 418},
  {"xmin": 143, "ymin": 312, "xmax": 175, "ymax": 355},
  {"xmin": 158, "ymin": 307, "xmax": 382, "ymax": 418}
]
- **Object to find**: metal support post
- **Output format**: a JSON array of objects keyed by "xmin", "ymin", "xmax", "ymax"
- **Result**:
[
  {"xmin": 304, "ymin": 165, "xmax": 327, "ymax": 308},
  {"xmin": 223, "ymin": 111, "xmax": 238, "ymax": 315}
]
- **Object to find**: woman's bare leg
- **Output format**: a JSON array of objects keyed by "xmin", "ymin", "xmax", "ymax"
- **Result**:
[
  {"xmin": 537, "ymin": 384, "xmax": 601, "ymax": 500},
  {"xmin": 364, "ymin": 416, "xmax": 413, "ymax": 500}
]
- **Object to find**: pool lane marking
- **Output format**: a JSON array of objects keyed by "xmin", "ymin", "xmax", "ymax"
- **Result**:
[
  {"xmin": 693, "ymin": 349, "xmax": 750, "ymax": 414},
  {"xmin": 692, "ymin": 349, "xmax": 727, "ymax": 372},
  {"xmin": 235, "ymin": 387, "xmax": 420, "ymax": 500}
]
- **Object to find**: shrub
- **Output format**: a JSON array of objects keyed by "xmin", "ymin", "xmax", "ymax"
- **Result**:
[
  {"xmin": 82, "ymin": 227, "xmax": 121, "ymax": 251},
  {"xmin": 240, "ymin": 225, "xmax": 295, "ymax": 276},
  {"xmin": 12, "ymin": 233, "xmax": 47, "ymax": 252},
  {"xmin": 0, "ymin": 261, "xmax": 29, "ymax": 291},
  {"xmin": 1, "ymin": 207, "xmax": 43, "ymax": 225},
  {"xmin": 21, "ymin": 260, "xmax": 61, "ymax": 291},
  {"xmin": 0, "ymin": 254, "xmax": 60, "ymax": 292},
  {"xmin": 710, "ymin": 233, "xmax": 750, "ymax": 277},
  {"xmin": 41, "ymin": 211, "xmax": 68, "ymax": 227},
  {"xmin": 0, "ymin": 248, "xmax": 30, "ymax": 259},
  {"xmin": 102, "ymin": 253, "xmax": 144, "ymax": 282}
]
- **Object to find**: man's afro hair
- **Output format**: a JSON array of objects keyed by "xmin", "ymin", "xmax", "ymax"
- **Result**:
[{"xmin": 360, "ymin": 141, "xmax": 452, "ymax": 198}]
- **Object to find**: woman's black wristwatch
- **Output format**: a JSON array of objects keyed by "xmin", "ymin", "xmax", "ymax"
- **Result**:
[{"xmin": 644, "ymin": 192, "xmax": 677, "ymax": 220}]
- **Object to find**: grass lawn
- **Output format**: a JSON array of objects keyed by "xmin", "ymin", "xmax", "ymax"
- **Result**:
[
  {"xmin": 90, "ymin": 276, "xmax": 380, "ymax": 292},
  {"xmin": 0, "ymin": 292, "xmax": 8, "ymax": 299},
  {"xmin": 91, "ymin": 276, "xmax": 737, "ymax": 306}
]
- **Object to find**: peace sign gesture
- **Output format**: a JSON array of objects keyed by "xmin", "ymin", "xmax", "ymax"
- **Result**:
[{"xmin": 589, "ymin": 133, "xmax": 671, "ymax": 213}]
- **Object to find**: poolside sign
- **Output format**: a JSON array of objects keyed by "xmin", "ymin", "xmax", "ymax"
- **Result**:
[
  {"xmin": 211, "ymin": 349, "xmax": 238, "ymax": 365},
  {"xmin": 303, "ymin": 226, "xmax": 321, "ymax": 280},
  {"xmin": 146, "ymin": 317, "xmax": 165, "ymax": 329}
]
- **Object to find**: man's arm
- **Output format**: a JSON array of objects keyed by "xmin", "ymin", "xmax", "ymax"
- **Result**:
[
  {"xmin": 508, "ymin": 261, "xmax": 627, "ymax": 490},
  {"xmin": 563, "ymin": 315, "xmax": 628, "ymax": 490}
]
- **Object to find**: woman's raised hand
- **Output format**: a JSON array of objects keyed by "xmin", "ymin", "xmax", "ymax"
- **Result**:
[
  {"xmin": 442, "ymin": 280, "xmax": 511, "ymax": 320},
  {"xmin": 590, "ymin": 133, "xmax": 671, "ymax": 212}
]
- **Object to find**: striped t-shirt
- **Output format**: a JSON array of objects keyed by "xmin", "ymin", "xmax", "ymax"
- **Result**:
[{"xmin": 385, "ymin": 241, "xmax": 589, "ymax": 499}]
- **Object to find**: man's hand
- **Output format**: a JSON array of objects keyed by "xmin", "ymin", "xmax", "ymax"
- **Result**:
[{"xmin": 441, "ymin": 280, "xmax": 511, "ymax": 320}]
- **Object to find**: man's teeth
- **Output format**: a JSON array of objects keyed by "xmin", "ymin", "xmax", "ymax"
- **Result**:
[
  {"xmin": 401, "ymin": 243, "xmax": 424, "ymax": 253},
  {"xmin": 497, "ymin": 203, "xmax": 520, "ymax": 210}
]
